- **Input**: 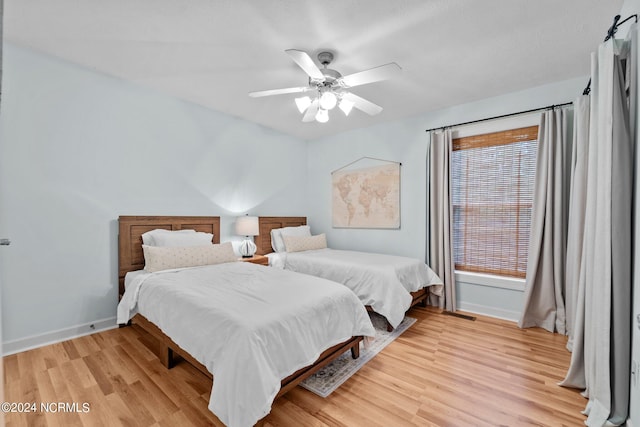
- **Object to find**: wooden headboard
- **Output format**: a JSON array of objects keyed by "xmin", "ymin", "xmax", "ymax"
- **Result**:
[
  {"xmin": 255, "ymin": 216, "xmax": 307, "ymax": 255},
  {"xmin": 118, "ymin": 216, "xmax": 221, "ymax": 296}
]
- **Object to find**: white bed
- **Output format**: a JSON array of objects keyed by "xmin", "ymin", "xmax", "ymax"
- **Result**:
[
  {"xmin": 256, "ymin": 217, "xmax": 444, "ymax": 329},
  {"xmin": 268, "ymin": 248, "xmax": 442, "ymax": 328},
  {"xmin": 117, "ymin": 216, "xmax": 375, "ymax": 427},
  {"xmin": 117, "ymin": 262, "xmax": 374, "ymax": 427}
]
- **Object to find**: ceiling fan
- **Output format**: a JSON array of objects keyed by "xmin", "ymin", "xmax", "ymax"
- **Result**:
[{"xmin": 249, "ymin": 49, "xmax": 401, "ymax": 123}]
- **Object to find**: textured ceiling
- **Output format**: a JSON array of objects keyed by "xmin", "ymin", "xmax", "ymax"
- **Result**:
[{"xmin": 4, "ymin": 0, "xmax": 625, "ymax": 140}]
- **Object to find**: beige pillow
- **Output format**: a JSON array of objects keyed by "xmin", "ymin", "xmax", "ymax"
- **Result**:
[
  {"xmin": 283, "ymin": 234, "xmax": 327, "ymax": 253},
  {"xmin": 143, "ymin": 242, "xmax": 236, "ymax": 272}
]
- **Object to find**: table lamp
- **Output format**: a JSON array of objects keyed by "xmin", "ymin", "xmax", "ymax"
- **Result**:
[{"xmin": 235, "ymin": 215, "xmax": 259, "ymax": 258}]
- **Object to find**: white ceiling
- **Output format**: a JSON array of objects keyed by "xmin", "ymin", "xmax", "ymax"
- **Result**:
[{"xmin": 4, "ymin": 0, "xmax": 624, "ymax": 140}]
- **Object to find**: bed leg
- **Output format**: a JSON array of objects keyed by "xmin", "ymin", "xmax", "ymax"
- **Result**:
[
  {"xmin": 386, "ymin": 321, "xmax": 394, "ymax": 332},
  {"xmin": 351, "ymin": 343, "xmax": 360, "ymax": 359},
  {"xmin": 159, "ymin": 345, "xmax": 175, "ymax": 369},
  {"xmin": 419, "ymin": 296, "xmax": 428, "ymax": 307}
]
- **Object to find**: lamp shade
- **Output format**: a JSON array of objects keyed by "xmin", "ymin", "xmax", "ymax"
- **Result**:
[{"xmin": 235, "ymin": 215, "xmax": 259, "ymax": 236}]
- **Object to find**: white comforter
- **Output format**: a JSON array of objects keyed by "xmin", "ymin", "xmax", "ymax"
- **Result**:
[
  {"xmin": 269, "ymin": 248, "xmax": 444, "ymax": 328},
  {"xmin": 117, "ymin": 261, "xmax": 375, "ymax": 427}
]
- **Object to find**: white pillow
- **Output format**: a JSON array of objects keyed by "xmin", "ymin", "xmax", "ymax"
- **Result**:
[
  {"xmin": 270, "ymin": 225, "xmax": 311, "ymax": 253},
  {"xmin": 142, "ymin": 229, "xmax": 213, "ymax": 247},
  {"xmin": 142, "ymin": 242, "xmax": 236, "ymax": 272},
  {"xmin": 141, "ymin": 229, "xmax": 195, "ymax": 246},
  {"xmin": 283, "ymin": 234, "xmax": 327, "ymax": 253}
]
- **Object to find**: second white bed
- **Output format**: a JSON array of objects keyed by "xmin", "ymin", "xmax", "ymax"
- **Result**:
[{"xmin": 268, "ymin": 248, "xmax": 443, "ymax": 328}]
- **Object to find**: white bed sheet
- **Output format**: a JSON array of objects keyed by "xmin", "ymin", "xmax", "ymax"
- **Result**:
[
  {"xmin": 271, "ymin": 248, "xmax": 444, "ymax": 328},
  {"xmin": 123, "ymin": 269, "xmax": 145, "ymax": 291},
  {"xmin": 266, "ymin": 252, "xmax": 286, "ymax": 269},
  {"xmin": 117, "ymin": 262, "xmax": 375, "ymax": 427}
]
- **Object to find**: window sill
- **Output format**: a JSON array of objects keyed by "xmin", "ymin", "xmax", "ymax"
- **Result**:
[{"xmin": 454, "ymin": 271, "xmax": 525, "ymax": 291}]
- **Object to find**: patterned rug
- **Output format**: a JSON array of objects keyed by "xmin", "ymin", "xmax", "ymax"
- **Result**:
[{"xmin": 300, "ymin": 313, "xmax": 417, "ymax": 397}]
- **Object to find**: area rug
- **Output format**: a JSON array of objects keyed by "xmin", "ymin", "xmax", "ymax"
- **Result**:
[{"xmin": 300, "ymin": 313, "xmax": 417, "ymax": 397}]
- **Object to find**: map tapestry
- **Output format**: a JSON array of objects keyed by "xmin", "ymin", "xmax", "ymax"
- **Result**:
[{"xmin": 332, "ymin": 163, "xmax": 400, "ymax": 228}]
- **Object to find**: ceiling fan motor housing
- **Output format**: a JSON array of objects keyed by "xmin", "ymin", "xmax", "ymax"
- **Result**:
[
  {"xmin": 317, "ymin": 51, "xmax": 334, "ymax": 66},
  {"xmin": 308, "ymin": 69, "xmax": 342, "ymax": 88},
  {"xmin": 315, "ymin": 51, "xmax": 342, "ymax": 85}
]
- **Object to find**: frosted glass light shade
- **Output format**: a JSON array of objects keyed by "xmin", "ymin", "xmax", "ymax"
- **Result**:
[
  {"xmin": 339, "ymin": 99, "xmax": 355, "ymax": 116},
  {"xmin": 319, "ymin": 91, "xmax": 337, "ymax": 110},
  {"xmin": 235, "ymin": 215, "xmax": 259, "ymax": 236},
  {"xmin": 315, "ymin": 108, "xmax": 329, "ymax": 123},
  {"xmin": 295, "ymin": 96, "xmax": 312, "ymax": 113}
]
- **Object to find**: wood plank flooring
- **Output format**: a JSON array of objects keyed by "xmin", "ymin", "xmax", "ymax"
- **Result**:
[{"xmin": 3, "ymin": 307, "xmax": 587, "ymax": 426}]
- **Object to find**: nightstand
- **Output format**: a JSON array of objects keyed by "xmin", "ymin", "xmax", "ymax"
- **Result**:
[{"xmin": 238, "ymin": 254, "xmax": 269, "ymax": 266}]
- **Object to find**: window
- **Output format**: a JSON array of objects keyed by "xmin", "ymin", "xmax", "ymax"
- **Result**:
[{"xmin": 451, "ymin": 125, "xmax": 538, "ymax": 279}]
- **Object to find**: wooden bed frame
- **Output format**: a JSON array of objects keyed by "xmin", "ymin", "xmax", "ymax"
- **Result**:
[
  {"xmin": 117, "ymin": 215, "xmax": 362, "ymax": 402},
  {"xmin": 254, "ymin": 216, "xmax": 309, "ymax": 256},
  {"xmin": 256, "ymin": 216, "xmax": 430, "ymax": 330},
  {"xmin": 118, "ymin": 215, "xmax": 222, "ymax": 297}
]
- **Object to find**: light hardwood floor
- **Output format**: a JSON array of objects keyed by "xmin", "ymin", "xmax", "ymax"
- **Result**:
[{"xmin": 4, "ymin": 307, "xmax": 587, "ymax": 426}]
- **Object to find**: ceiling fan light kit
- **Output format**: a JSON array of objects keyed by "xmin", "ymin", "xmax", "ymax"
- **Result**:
[
  {"xmin": 339, "ymin": 99, "xmax": 355, "ymax": 116},
  {"xmin": 295, "ymin": 96, "xmax": 312, "ymax": 113},
  {"xmin": 319, "ymin": 91, "xmax": 338, "ymax": 110},
  {"xmin": 315, "ymin": 108, "xmax": 329, "ymax": 123},
  {"xmin": 249, "ymin": 49, "xmax": 401, "ymax": 124}
]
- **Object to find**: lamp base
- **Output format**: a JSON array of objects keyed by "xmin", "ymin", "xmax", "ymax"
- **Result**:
[{"xmin": 238, "ymin": 239, "xmax": 257, "ymax": 258}]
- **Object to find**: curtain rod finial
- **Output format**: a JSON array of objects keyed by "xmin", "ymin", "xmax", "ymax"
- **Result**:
[{"xmin": 605, "ymin": 15, "xmax": 622, "ymax": 41}]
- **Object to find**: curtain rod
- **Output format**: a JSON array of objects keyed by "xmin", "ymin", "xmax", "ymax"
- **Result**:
[
  {"xmin": 424, "ymin": 102, "xmax": 572, "ymax": 134},
  {"xmin": 583, "ymin": 14, "xmax": 638, "ymax": 95}
]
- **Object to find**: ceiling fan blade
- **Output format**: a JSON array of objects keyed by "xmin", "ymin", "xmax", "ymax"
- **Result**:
[
  {"xmin": 340, "ymin": 63, "xmax": 401, "ymax": 88},
  {"xmin": 302, "ymin": 99, "xmax": 320, "ymax": 122},
  {"xmin": 249, "ymin": 86, "xmax": 311, "ymax": 98},
  {"xmin": 343, "ymin": 92, "xmax": 383, "ymax": 116},
  {"xmin": 285, "ymin": 49, "xmax": 325, "ymax": 80}
]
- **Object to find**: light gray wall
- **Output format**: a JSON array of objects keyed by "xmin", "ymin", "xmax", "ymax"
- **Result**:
[
  {"xmin": 307, "ymin": 76, "xmax": 584, "ymax": 319},
  {"xmin": 0, "ymin": 44, "xmax": 308, "ymax": 351},
  {"xmin": 307, "ymin": 118, "xmax": 428, "ymax": 258},
  {"xmin": 455, "ymin": 281, "xmax": 523, "ymax": 321}
]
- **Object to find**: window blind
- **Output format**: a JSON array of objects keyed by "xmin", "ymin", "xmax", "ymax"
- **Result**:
[{"xmin": 451, "ymin": 126, "xmax": 538, "ymax": 278}]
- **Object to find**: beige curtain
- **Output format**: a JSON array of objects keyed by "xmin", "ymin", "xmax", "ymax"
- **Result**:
[
  {"xmin": 564, "ymin": 95, "xmax": 590, "ymax": 351},
  {"xmin": 427, "ymin": 130, "xmax": 456, "ymax": 311},
  {"xmin": 560, "ymin": 25, "xmax": 636, "ymax": 426},
  {"xmin": 518, "ymin": 107, "xmax": 572, "ymax": 333}
]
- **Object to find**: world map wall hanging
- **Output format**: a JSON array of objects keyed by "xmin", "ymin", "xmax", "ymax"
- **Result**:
[{"xmin": 331, "ymin": 157, "xmax": 401, "ymax": 229}]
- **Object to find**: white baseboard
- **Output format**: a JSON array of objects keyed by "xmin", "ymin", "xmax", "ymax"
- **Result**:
[
  {"xmin": 2, "ymin": 317, "xmax": 118, "ymax": 356},
  {"xmin": 457, "ymin": 302, "xmax": 520, "ymax": 323}
]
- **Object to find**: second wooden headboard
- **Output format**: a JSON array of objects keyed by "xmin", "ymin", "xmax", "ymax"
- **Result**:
[{"xmin": 255, "ymin": 216, "xmax": 307, "ymax": 255}]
